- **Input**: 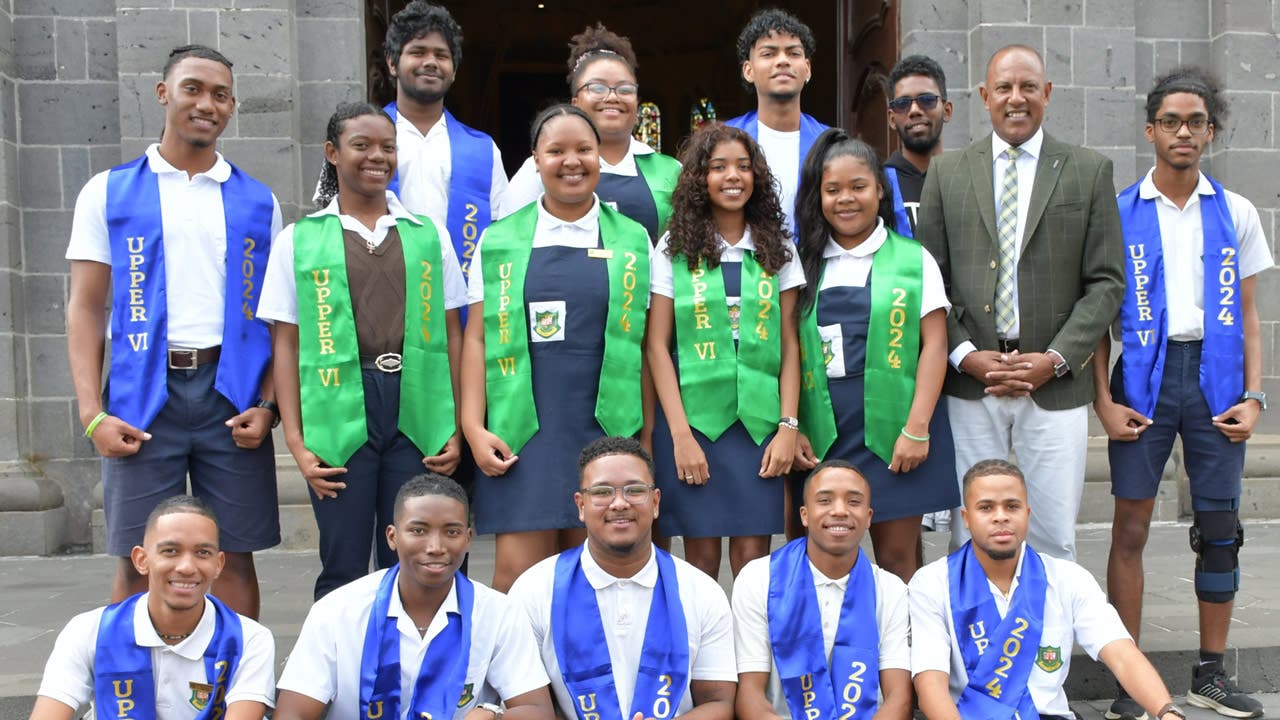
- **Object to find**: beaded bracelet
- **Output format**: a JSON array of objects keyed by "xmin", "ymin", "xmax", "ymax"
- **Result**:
[
  {"xmin": 900, "ymin": 427, "xmax": 930, "ymax": 442},
  {"xmin": 84, "ymin": 411, "xmax": 109, "ymax": 439}
]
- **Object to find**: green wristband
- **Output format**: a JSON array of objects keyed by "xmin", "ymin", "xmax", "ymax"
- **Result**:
[
  {"xmin": 85, "ymin": 411, "xmax": 109, "ymax": 439},
  {"xmin": 900, "ymin": 427, "xmax": 930, "ymax": 442}
]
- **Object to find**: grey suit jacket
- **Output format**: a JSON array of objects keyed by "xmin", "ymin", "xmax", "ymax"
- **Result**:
[{"xmin": 917, "ymin": 131, "xmax": 1124, "ymax": 410}]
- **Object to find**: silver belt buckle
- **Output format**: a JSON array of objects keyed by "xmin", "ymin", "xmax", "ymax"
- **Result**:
[
  {"xmin": 168, "ymin": 348, "xmax": 198, "ymax": 370},
  {"xmin": 374, "ymin": 352, "xmax": 403, "ymax": 373}
]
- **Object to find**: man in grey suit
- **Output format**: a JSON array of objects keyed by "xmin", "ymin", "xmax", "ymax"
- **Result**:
[{"xmin": 917, "ymin": 44, "xmax": 1124, "ymax": 560}]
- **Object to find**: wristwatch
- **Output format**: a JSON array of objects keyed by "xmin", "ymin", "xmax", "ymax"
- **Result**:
[
  {"xmin": 255, "ymin": 399, "xmax": 281, "ymax": 428},
  {"xmin": 1241, "ymin": 390, "xmax": 1268, "ymax": 411},
  {"xmin": 1157, "ymin": 703, "xmax": 1187, "ymax": 720},
  {"xmin": 478, "ymin": 703, "xmax": 504, "ymax": 720},
  {"xmin": 778, "ymin": 416, "xmax": 800, "ymax": 431},
  {"xmin": 1048, "ymin": 350, "xmax": 1070, "ymax": 378}
]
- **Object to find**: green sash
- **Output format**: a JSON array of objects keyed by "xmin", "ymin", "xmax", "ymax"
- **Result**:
[
  {"xmin": 797, "ymin": 264, "xmax": 838, "ymax": 460},
  {"xmin": 671, "ymin": 250, "xmax": 780, "ymax": 444},
  {"xmin": 293, "ymin": 214, "xmax": 455, "ymax": 466},
  {"xmin": 480, "ymin": 202, "xmax": 649, "ymax": 454},
  {"xmin": 634, "ymin": 152, "xmax": 681, "ymax": 236}
]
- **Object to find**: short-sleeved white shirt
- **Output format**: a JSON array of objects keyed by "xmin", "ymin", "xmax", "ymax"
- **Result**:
[
  {"xmin": 394, "ymin": 111, "xmax": 509, "ymax": 222},
  {"xmin": 501, "ymin": 138, "xmax": 659, "ymax": 218},
  {"xmin": 649, "ymin": 228, "xmax": 806, "ymax": 300},
  {"xmin": 818, "ymin": 220, "xmax": 950, "ymax": 317},
  {"xmin": 257, "ymin": 191, "xmax": 467, "ymax": 325},
  {"xmin": 1133, "ymin": 168, "xmax": 1274, "ymax": 341},
  {"xmin": 508, "ymin": 544, "xmax": 738, "ymax": 718},
  {"xmin": 277, "ymin": 570, "xmax": 548, "ymax": 720},
  {"xmin": 732, "ymin": 553, "xmax": 911, "ymax": 719},
  {"xmin": 66, "ymin": 144, "xmax": 284, "ymax": 348},
  {"xmin": 36, "ymin": 595, "xmax": 276, "ymax": 719},
  {"xmin": 908, "ymin": 545, "xmax": 1131, "ymax": 718},
  {"xmin": 754, "ymin": 121, "xmax": 802, "ymax": 235}
]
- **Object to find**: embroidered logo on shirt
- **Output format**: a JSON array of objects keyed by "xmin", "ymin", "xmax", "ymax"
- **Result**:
[
  {"xmin": 1036, "ymin": 645, "xmax": 1063, "ymax": 673},
  {"xmin": 529, "ymin": 300, "xmax": 566, "ymax": 342},
  {"xmin": 458, "ymin": 682, "xmax": 475, "ymax": 708},
  {"xmin": 819, "ymin": 324, "xmax": 845, "ymax": 378},
  {"xmin": 189, "ymin": 681, "xmax": 213, "ymax": 710},
  {"xmin": 727, "ymin": 297, "xmax": 741, "ymax": 340}
]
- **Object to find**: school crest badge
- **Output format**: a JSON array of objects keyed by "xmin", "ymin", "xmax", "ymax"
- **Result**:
[
  {"xmin": 534, "ymin": 309, "xmax": 561, "ymax": 339},
  {"xmin": 457, "ymin": 682, "xmax": 475, "ymax": 708},
  {"xmin": 822, "ymin": 339, "xmax": 835, "ymax": 366},
  {"xmin": 1036, "ymin": 645, "xmax": 1063, "ymax": 673},
  {"xmin": 727, "ymin": 302, "xmax": 741, "ymax": 332},
  {"xmin": 188, "ymin": 681, "xmax": 213, "ymax": 710}
]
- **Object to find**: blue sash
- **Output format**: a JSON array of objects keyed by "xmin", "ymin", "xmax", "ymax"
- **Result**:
[
  {"xmin": 359, "ymin": 565, "xmax": 474, "ymax": 720},
  {"xmin": 1117, "ymin": 175, "xmax": 1243, "ymax": 418},
  {"xmin": 767, "ymin": 538, "xmax": 880, "ymax": 720},
  {"xmin": 724, "ymin": 111, "xmax": 827, "ymax": 179},
  {"xmin": 105, "ymin": 155, "xmax": 274, "ymax": 429},
  {"xmin": 93, "ymin": 593, "xmax": 243, "ymax": 720},
  {"xmin": 551, "ymin": 546, "xmax": 690, "ymax": 720},
  {"xmin": 949, "ymin": 542, "xmax": 1046, "ymax": 720},
  {"xmin": 884, "ymin": 167, "xmax": 914, "ymax": 238},
  {"xmin": 384, "ymin": 103, "xmax": 493, "ymax": 282}
]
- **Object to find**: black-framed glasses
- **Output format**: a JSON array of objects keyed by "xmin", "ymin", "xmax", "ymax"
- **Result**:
[
  {"xmin": 888, "ymin": 93, "xmax": 942, "ymax": 114},
  {"xmin": 1154, "ymin": 115, "xmax": 1210, "ymax": 134},
  {"xmin": 576, "ymin": 82, "xmax": 639, "ymax": 100},
  {"xmin": 581, "ymin": 483, "xmax": 654, "ymax": 506}
]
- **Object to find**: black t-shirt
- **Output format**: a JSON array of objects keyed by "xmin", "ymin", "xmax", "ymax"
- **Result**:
[{"xmin": 885, "ymin": 151, "xmax": 926, "ymax": 235}]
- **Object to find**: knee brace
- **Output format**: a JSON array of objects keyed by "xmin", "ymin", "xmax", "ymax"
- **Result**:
[{"xmin": 1189, "ymin": 505, "xmax": 1244, "ymax": 603}]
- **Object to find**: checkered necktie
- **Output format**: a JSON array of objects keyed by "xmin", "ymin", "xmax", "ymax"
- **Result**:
[{"xmin": 995, "ymin": 146, "xmax": 1022, "ymax": 336}]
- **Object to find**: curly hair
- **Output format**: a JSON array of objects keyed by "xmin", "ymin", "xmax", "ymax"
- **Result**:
[
  {"xmin": 735, "ymin": 8, "xmax": 816, "ymax": 64},
  {"xmin": 794, "ymin": 128, "xmax": 895, "ymax": 317},
  {"xmin": 384, "ymin": 1, "xmax": 463, "ymax": 69},
  {"xmin": 1146, "ymin": 66, "xmax": 1228, "ymax": 130},
  {"xmin": 566, "ymin": 23, "xmax": 638, "ymax": 90},
  {"xmin": 578, "ymin": 436, "xmax": 655, "ymax": 484},
  {"xmin": 888, "ymin": 54, "xmax": 947, "ymax": 99},
  {"xmin": 316, "ymin": 102, "xmax": 395, "ymax": 208},
  {"xmin": 665, "ymin": 123, "xmax": 792, "ymax": 275}
]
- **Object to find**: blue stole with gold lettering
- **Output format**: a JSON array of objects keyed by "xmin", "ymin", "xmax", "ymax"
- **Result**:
[
  {"xmin": 551, "ymin": 545, "xmax": 689, "ymax": 720},
  {"xmin": 725, "ymin": 111, "xmax": 827, "ymax": 179},
  {"xmin": 93, "ymin": 593, "xmax": 243, "ymax": 720},
  {"xmin": 1117, "ymin": 175, "xmax": 1243, "ymax": 418},
  {"xmin": 359, "ymin": 565, "xmax": 474, "ymax": 720},
  {"xmin": 949, "ymin": 541, "xmax": 1046, "ymax": 720},
  {"xmin": 884, "ymin": 167, "xmax": 914, "ymax": 238},
  {"xmin": 105, "ymin": 155, "xmax": 274, "ymax": 430},
  {"xmin": 768, "ymin": 538, "xmax": 880, "ymax": 720},
  {"xmin": 385, "ymin": 103, "xmax": 493, "ymax": 280}
]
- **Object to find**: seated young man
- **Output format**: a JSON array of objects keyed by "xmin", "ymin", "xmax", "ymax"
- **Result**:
[
  {"xmin": 29, "ymin": 495, "xmax": 276, "ymax": 720},
  {"xmin": 508, "ymin": 436, "xmax": 738, "ymax": 720},
  {"xmin": 274, "ymin": 473, "xmax": 553, "ymax": 720},
  {"xmin": 732, "ymin": 460, "xmax": 911, "ymax": 720},
  {"xmin": 909, "ymin": 459, "xmax": 1184, "ymax": 720}
]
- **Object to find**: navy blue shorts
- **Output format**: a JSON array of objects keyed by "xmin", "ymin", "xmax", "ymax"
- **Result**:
[
  {"xmin": 1108, "ymin": 340, "xmax": 1244, "ymax": 500},
  {"xmin": 102, "ymin": 363, "xmax": 279, "ymax": 556}
]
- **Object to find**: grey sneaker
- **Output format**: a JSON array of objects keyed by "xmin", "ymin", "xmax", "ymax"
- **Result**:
[{"xmin": 1187, "ymin": 664, "xmax": 1264, "ymax": 718}]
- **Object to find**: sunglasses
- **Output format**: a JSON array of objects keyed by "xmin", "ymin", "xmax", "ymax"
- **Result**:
[{"xmin": 888, "ymin": 93, "xmax": 942, "ymax": 114}]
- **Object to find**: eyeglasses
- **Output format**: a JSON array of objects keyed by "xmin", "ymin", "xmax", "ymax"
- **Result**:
[
  {"xmin": 1154, "ymin": 115, "xmax": 1210, "ymax": 134},
  {"xmin": 888, "ymin": 93, "xmax": 942, "ymax": 114},
  {"xmin": 577, "ymin": 82, "xmax": 639, "ymax": 100},
  {"xmin": 581, "ymin": 483, "xmax": 654, "ymax": 506}
]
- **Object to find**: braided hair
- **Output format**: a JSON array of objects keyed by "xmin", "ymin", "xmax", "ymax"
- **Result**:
[{"xmin": 315, "ymin": 101, "xmax": 395, "ymax": 208}]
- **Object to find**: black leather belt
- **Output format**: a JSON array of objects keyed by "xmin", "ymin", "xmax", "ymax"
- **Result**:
[
  {"xmin": 359, "ymin": 353, "xmax": 403, "ymax": 373},
  {"xmin": 167, "ymin": 346, "xmax": 220, "ymax": 370},
  {"xmin": 996, "ymin": 338, "xmax": 1019, "ymax": 353}
]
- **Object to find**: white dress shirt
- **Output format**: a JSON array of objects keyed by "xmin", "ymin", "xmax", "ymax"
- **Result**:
[
  {"xmin": 394, "ymin": 110, "xmax": 509, "ymax": 224},
  {"xmin": 818, "ymin": 219, "xmax": 951, "ymax": 316}
]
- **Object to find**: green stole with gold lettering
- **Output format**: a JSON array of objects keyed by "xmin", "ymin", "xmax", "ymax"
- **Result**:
[
  {"xmin": 670, "ymin": 250, "xmax": 780, "ymax": 444},
  {"xmin": 293, "ymin": 214, "xmax": 454, "ymax": 466},
  {"xmin": 480, "ymin": 202, "xmax": 649, "ymax": 454},
  {"xmin": 798, "ymin": 230, "xmax": 922, "ymax": 463}
]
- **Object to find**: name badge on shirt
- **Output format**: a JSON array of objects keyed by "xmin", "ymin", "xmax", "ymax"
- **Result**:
[{"xmin": 588, "ymin": 247, "xmax": 614, "ymax": 260}]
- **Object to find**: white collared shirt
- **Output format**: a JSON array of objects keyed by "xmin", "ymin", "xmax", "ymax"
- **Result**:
[
  {"xmin": 818, "ymin": 219, "xmax": 951, "ymax": 317},
  {"xmin": 908, "ymin": 544, "xmax": 1131, "ymax": 718},
  {"xmin": 1130, "ymin": 168, "xmax": 1274, "ymax": 341},
  {"xmin": 256, "ymin": 191, "xmax": 468, "ymax": 325},
  {"xmin": 508, "ymin": 543, "xmax": 738, "ymax": 718},
  {"xmin": 465, "ymin": 194, "xmax": 606, "ymax": 304},
  {"xmin": 393, "ymin": 110, "xmax": 509, "ymax": 222},
  {"xmin": 66, "ymin": 144, "xmax": 284, "ymax": 348},
  {"xmin": 732, "ymin": 553, "xmax": 911, "ymax": 719},
  {"xmin": 501, "ymin": 138, "xmax": 658, "ymax": 217},
  {"xmin": 277, "ymin": 569, "xmax": 548, "ymax": 720},
  {"xmin": 649, "ymin": 228, "xmax": 807, "ymax": 299},
  {"xmin": 37, "ymin": 594, "xmax": 276, "ymax": 719}
]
